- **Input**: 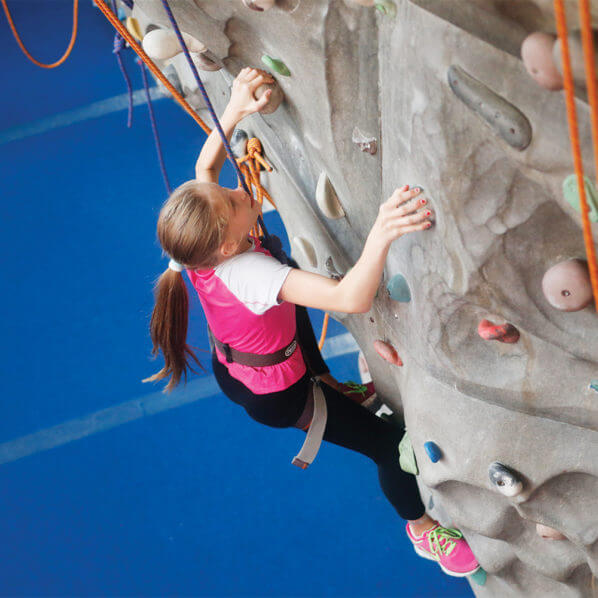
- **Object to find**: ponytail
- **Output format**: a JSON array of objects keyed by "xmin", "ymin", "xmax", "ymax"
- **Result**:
[{"xmin": 143, "ymin": 268, "xmax": 204, "ymax": 392}]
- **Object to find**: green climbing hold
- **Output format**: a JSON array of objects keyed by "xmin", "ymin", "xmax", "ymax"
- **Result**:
[
  {"xmin": 374, "ymin": 0, "xmax": 396, "ymax": 16},
  {"xmin": 590, "ymin": 380, "xmax": 598, "ymax": 392},
  {"xmin": 398, "ymin": 431, "xmax": 418, "ymax": 475},
  {"xmin": 261, "ymin": 55, "xmax": 291, "ymax": 77},
  {"xmin": 563, "ymin": 174, "xmax": 598, "ymax": 222},
  {"xmin": 469, "ymin": 568, "xmax": 487, "ymax": 586},
  {"xmin": 387, "ymin": 274, "xmax": 411, "ymax": 302}
]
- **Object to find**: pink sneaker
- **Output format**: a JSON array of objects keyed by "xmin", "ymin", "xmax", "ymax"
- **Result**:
[{"xmin": 406, "ymin": 523, "xmax": 480, "ymax": 577}]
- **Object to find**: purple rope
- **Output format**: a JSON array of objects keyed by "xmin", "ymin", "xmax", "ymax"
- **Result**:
[
  {"xmin": 158, "ymin": 0, "xmax": 270, "ymax": 240},
  {"xmin": 120, "ymin": 0, "xmax": 133, "ymax": 8},
  {"xmin": 110, "ymin": 0, "xmax": 133, "ymax": 128},
  {"xmin": 137, "ymin": 57, "xmax": 172, "ymax": 194}
]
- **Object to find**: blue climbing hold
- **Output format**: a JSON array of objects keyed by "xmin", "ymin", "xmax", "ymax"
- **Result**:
[
  {"xmin": 590, "ymin": 380, "xmax": 598, "ymax": 392},
  {"xmin": 470, "ymin": 568, "xmax": 487, "ymax": 586},
  {"xmin": 387, "ymin": 274, "xmax": 411, "ymax": 302},
  {"xmin": 424, "ymin": 441, "xmax": 442, "ymax": 463}
]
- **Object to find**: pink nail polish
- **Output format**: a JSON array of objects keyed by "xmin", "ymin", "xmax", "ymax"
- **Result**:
[
  {"xmin": 425, "ymin": 210, "xmax": 431, "ymax": 216},
  {"xmin": 420, "ymin": 198, "xmax": 427, "ymax": 205},
  {"xmin": 425, "ymin": 222, "xmax": 432, "ymax": 228}
]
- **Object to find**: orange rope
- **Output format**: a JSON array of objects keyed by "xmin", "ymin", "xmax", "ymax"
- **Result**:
[
  {"xmin": 554, "ymin": 0, "xmax": 598, "ymax": 310},
  {"xmin": 1, "ymin": 0, "xmax": 78, "ymax": 68},
  {"xmin": 94, "ymin": 0, "xmax": 211, "ymax": 135},
  {"xmin": 318, "ymin": 312, "xmax": 330, "ymax": 350}
]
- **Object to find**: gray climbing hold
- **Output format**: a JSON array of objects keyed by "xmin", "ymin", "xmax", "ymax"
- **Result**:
[
  {"xmin": 325, "ymin": 256, "xmax": 344, "ymax": 280},
  {"xmin": 447, "ymin": 65, "xmax": 532, "ymax": 151},
  {"xmin": 424, "ymin": 441, "xmax": 442, "ymax": 463},
  {"xmin": 398, "ymin": 431, "xmax": 419, "ymax": 475},
  {"xmin": 352, "ymin": 126, "xmax": 377, "ymax": 155},
  {"xmin": 316, "ymin": 172, "xmax": 345, "ymax": 219},
  {"xmin": 488, "ymin": 462, "xmax": 523, "ymax": 497},
  {"xmin": 428, "ymin": 494, "xmax": 434, "ymax": 510},
  {"xmin": 563, "ymin": 174, "xmax": 598, "ymax": 223},
  {"xmin": 292, "ymin": 237, "xmax": 317, "ymax": 269},
  {"xmin": 470, "ymin": 568, "xmax": 487, "ymax": 586},
  {"xmin": 541, "ymin": 259, "xmax": 593, "ymax": 312},
  {"xmin": 242, "ymin": 0, "xmax": 275, "ymax": 10},
  {"xmin": 386, "ymin": 274, "xmax": 411, "ymax": 302},
  {"xmin": 231, "ymin": 128, "xmax": 248, "ymax": 159}
]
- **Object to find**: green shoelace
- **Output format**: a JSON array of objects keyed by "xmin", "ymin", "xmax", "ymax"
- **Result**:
[
  {"xmin": 427, "ymin": 527, "xmax": 463, "ymax": 557},
  {"xmin": 343, "ymin": 381, "xmax": 368, "ymax": 396}
]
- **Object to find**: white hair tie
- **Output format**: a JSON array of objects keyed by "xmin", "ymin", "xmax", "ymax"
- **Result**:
[{"xmin": 168, "ymin": 259, "xmax": 184, "ymax": 273}]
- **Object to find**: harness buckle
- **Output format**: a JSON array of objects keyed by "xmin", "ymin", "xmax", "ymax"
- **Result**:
[{"xmin": 223, "ymin": 343, "xmax": 233, "ymax": 363}]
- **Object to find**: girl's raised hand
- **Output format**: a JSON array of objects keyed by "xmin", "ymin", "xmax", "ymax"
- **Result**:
[
  {"xmin": 227, "ymin": 67, "xmax": 275, "ymax": 119},
  {"xmin": 371, "ymin": 185, "xmax": 434, "ymax": 246}
]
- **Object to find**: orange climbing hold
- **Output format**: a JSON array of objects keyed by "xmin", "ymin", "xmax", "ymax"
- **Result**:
[{"xmin": 2, "ymin": 0, "xmax": 79, "ymax": 68}]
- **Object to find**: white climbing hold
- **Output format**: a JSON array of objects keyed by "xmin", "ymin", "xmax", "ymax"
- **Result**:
[
  {"xmin": 352, "ymin": 127, "xmax": 377, "ymax": 154},
  {"xmin": 316, "ymin": 171, "xmax": 345, "ymax": 219},
  {"xmin": 242, "ymin": 0, "xmax": 275, "ymax": 10},
  {"xmin": 292, "ymin": 237, "xmax": 318, "ymax": 268},
  {"xmin": 142, "ymin": 29, "xmax": 207, "ymax": 62}
]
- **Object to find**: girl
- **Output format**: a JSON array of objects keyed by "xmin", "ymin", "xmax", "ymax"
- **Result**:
[{"xmin": 146, "ymin": 67, "xmax": 480, "ymax": 578}]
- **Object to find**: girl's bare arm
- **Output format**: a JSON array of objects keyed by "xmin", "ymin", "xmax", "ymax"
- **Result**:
[
  {"xmin": 195, "ymin": 68, "xmax": 273, "ymax": 183},
  {"xmin": 279, "ymin": 186, "xmax": 432, "ymax": 313}
]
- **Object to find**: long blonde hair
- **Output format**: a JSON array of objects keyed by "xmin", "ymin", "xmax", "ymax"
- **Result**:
[{"xmin": 144, "ymin": 180, "xmax": 230, "ymax": 392}]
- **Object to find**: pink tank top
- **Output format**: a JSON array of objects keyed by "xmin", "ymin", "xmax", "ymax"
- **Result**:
[{"xmin": 186, "ymin": 237, "xmax": 307, "ymax": 394}]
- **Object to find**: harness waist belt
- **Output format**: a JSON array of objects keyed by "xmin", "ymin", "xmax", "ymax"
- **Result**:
[{"xmin": 209, "ymin": 328, "xmax": 298, "ymax": 367}]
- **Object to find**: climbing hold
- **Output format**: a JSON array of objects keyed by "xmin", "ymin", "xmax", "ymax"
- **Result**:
[
  {"xmin": 469, "ymin": 568, "xmax": 487, "ymax": 586},
  {"xmin": 162, "ymin": 63, "xmax": 183, "ymax": 96},
  {"xmin": 357, "ymin": 351, "xmax": 370, "ymax": 378},
  {"xmin": 477, "ymin": 319, "xmax": 520, "ymax": 343},
  {"xmin": 142, "ymin": 28, "xmax": 206, "ymax": 61},
  {"xmin": 553, "ymin": 31, "xmax": 598, "ymax": 89},
  {"xmin": 488, "ymin": 462, "xmax": 523, "ymax": 497},
  {"xmin": 428, "ymin": 494, "xmax": 434, "ymax": 510},
  {"xmin": 316, "ymin": 172, "xmax": 345, "ymax": 219},
  {"xmin": 292, "ymin": 237, "xmax": 318, "ymax": 269},
  {"xmin": 254, "ymin": 80, "xmax": 284, "ymax": 114},
  {"xmin": 125, "ymin": 16, "xmax": 143, "ymax": 42},
  {"xmin": 192, "ymin": 52, "xmax": 221, "ymax": 72},
  {"xmin": 231, "ymin": 128, "xmax": 248, "ymax": 159},
  {"xmin": 117, "ymin": 5, "xmax": 126, "ymax": 20},
  {"xmin": 563, "ymin": 174, "xmax": 598, "ymax": 223},
  {"xmin": 352, "ymin": 126, "xmax": 377, "ymax": 155},
  {"xmin": 520, "ymin": 32, "xmax": 563, "ymax": 91},
  {"xmin": 324, "ymin": 256, "xmax": 344, "ymax": 280},
  {"xmin": 541, "ymin": 259, "xmax": 593, "ymax": 312},
  {"xmin": 261, "ymin": 54, "xmax": 291, "ymax": 77},
  {"xmin": 447, "ymin": 65, "xmax": 532, "ymax": 151},
  {"xmin": 398, "ymin": 431, "xmax": 419, "ymax": 475},
  {"xmin": 374, "ymin": 0, "xmax": 396, "ymax": 16},
  {"xmin": 424, "ymin": 441, "xmax": 442, "ymax": 463},
  {"xmin": 373, "ymin": 340, "xmax": 403, "ymax": 367},
  {"xmin": 386, "ymin": 274, "xmax": 411, "ymax": 302},
  {"xmin": 590, "ymin": 381, "xmax": 598, "ymax": 392},
  {"xmin": 536, "ymin": 523, "xmax": 566, "ymax": 540},
  {"xmin": 242, "ymin": 0, "xmax": 275, "ymax": 10},
  {"xmin": 349, "ymin": 0, "xmax": 375, "ymax": 5}
]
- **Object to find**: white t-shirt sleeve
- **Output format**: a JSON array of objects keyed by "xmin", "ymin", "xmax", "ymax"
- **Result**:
[{"xmin": 214, "ymin": 250, "xmax": 293, "ymax": 315}]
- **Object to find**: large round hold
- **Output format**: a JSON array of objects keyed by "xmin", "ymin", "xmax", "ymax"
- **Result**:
[
  {"xmin": 553, "ymin": 32, "xmax": 598, "ymax": 89},
  {"xmin": 521, "ymin": 32, "xmax": 563, "ymax": 91},
  {"xmin": 255, "ymin": 81, "xmax": 284, "ymax": 114},
  {"xmin": 142, "ymin": 29, "xmax": 206, "ymax": 61},
  {"xmin": 541, "ymin": 259, "xmax": 593, "ymax": 312},
  {"xmin": 386, "ymin": 274, "xmax": 411, "ymax": 302},
  {"xmin": 488, "ymin": 462, "xmax": 523, "ymax": 497}
]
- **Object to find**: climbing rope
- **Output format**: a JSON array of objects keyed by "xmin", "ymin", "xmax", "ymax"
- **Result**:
[
  {"xmin": 554, "ymin": 0, "xmax": 598, "ymax": 310},
  {"xmin": 110, "ymin": 0, "xmax": 133, "ymax": 128},
  {"xmin": 1, "ymin": 0, "xmax": 79, "ymax": 68},
  {"xmin": 318, "ymin": 312, "xmax": 330, "ymax": 350},
  {"xmin": 137, "ymin": 57, "xmax": 172, "ymax": 194}
]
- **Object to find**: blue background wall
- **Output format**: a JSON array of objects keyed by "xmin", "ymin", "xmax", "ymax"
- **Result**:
[{"xmin": 0, "ymin": 2, "xmax": 470, "ymax": 596}]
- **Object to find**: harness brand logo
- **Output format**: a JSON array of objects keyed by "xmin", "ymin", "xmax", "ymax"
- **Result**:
[{"xmin": 285, "ymin": 340, "xmax": 297, "ymax": 357}]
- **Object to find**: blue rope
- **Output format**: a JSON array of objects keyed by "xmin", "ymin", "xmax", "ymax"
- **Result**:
[
  {"xmin": 110, "ymin": 0, "xmax": 133, "ymax": 128},
  {"xmin": 137, "ymin": 57, "xmax": 172, "ymax": 194},
  {"xmin": 158, "ymin": 0, "xmax": 270, "ymax": 241}
]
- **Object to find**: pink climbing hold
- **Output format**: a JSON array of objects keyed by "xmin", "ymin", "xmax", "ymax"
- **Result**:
[
  {"xmin": 373, "ymin": 340, "xmax": 403, "ymax": 366},
  {"xmin": 542, "ymin": 259, "xmax": 593, "ymax": 312},
  {"xmin": 477, "ymin": 319, "xmax": 520, "ymax": 343},
  {"xmin": 521, "ymin": 32, "xmax": 563, "ymax": 91},
  {"xmin": 536, "ymin": 523, "xmax": 566, "ymax": 540}
]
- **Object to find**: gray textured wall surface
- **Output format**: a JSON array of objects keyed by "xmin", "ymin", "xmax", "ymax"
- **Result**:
[{"xmin": 132, "ymin": 1, "xmax": 598, "ymax": 595}]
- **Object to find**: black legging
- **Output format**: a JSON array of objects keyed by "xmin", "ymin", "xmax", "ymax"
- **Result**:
[{"xmin": 212, "ymin": 305, "xmax": 426, "ymax": 521}]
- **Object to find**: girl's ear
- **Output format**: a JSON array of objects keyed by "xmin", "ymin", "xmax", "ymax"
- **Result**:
[{"xmin": 219, "ymin": 239, "xmax": 238, "ymax": 258}]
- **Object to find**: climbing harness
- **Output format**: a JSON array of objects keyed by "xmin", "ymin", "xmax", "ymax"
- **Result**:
[
  {"xmin": 1, "ymin": 0, "xmax": 79, "ymax": 68},
  {"xmin": 292, "ymin": 379, "xmax": 328, "ymax": 469},
  {"xmin": 554, "ymin": 0, "xmax": 598, "ymax": 310}
]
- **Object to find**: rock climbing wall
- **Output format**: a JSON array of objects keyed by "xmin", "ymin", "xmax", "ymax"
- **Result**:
[{"xmin": 128, "ymin": 0, "xmax": 598, "ymax": 595}]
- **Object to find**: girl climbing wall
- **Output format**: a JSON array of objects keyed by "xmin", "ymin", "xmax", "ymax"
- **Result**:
[{"xmin": 145, "ymin": 66, "xmax": 480, "ymax": 578}]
